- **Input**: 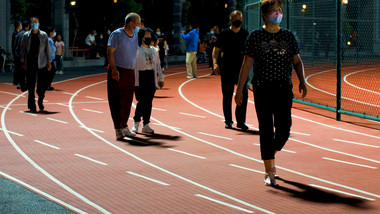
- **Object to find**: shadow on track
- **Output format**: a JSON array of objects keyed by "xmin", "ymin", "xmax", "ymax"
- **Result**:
[
  {"xmin": 118, "ymin": 133, "xmax": 181, "ymax": 148},
  {"xmin": 270, "ymin": 177, "xmax": 373, "ymax": 210}
]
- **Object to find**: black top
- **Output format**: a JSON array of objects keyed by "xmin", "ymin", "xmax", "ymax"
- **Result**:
[
  {"xmin": 215, "ymin": 28, "xmax": 249, "ymax": 68},
  {"xmin": 28, "ymin": 33, "xmax": 40, "ymax": 58},
  {"xmin": 244, "ymin": 27, "xmax": 299, "ymax": 87}
]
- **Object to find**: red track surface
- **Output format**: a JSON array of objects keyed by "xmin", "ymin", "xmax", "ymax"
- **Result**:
[{"xmin": 1, "ymin": 64, "xmax": 379, "ymax": 213}]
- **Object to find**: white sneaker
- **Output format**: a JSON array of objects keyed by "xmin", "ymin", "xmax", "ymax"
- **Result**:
[
  {"xmin": 187, "ymin": 75, "xmax": 193, "ymax": 79},
  {"xmin": 142, "ymin": 124, "xmax": 154, "ymax": 134},
  {"xmin": 131, "ymin": 122, "xmax": 140, "ymax": 133},
  {"xmin": 115, "ymin": 129, "xmax": 123, "ymax": 139},
  {"xmin": 121, "ymin": 126, "xmax": 136, "ymax": 137},
  {"xmin": 59, "ymin": 70, "xmax": 64, "ymax": 74}
]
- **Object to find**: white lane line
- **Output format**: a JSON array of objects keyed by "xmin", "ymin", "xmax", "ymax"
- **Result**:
[
  {"xmin": 322, "ymin": 157, "xmax": 377, "ymax": 169},
  {"xmin": 20, "ymin": 111, "xmax": 37, "ymax": 116},
  {"xmin": 70, "ymin": 80, "xmax": 275, "ymax": 214},
  {"xmin": 82, "ymin": 108, "xmax": 103, "ymax": 114},
  {"xmin": 309, "ymin": 184, "xmax": 375, "ymax": 201},
  {"xmin": 63, "ymin": 92, "xmax": 75, "ymax": 95},
  {"xmin": 195, "ymin": 194, "xmax": 254, "ymax": 213},
  {"xmin": 126, "ymin": 171, "xmax": 170, "ymax": 186},
  {"xmin": 0, "ymin": 171, "xmax": 86, "ymax": 214},
  {"xmin": 57, "ymin": 103, "xmax": 70, "ymax": 107},
  {"xmin": 85, "ymin": 96, "xmax": 103, "ymax": 101},
  {"xmin": 79, "ymin": 126, "xmax": 104, "ymax": 133},
  {"xmin": 0, "ymin": 91, "xmax": 25, "ymax": 97},
  {"xmin": 2, "ymin": 85, "xmax": 110, "ymax": 214},
  {"xmin": 198, "ymin": 132, "xmax": 233, "ymax": 140},
  {"xmin": 0, "ymin": 105, "xmax": 12, "ymax": 110},
  {"xmin": 343, "ymin": 68, "xmax": 380, "ymax": 95},
  {"xmin": 34, "ymin": 140, "xmax": 60, "ymax": 150},
  {"xmin": 47, "ymin": 118, "xmax": 68, "ymax": 124},
  {"xmin": 253, "ymin": 143, "xmax": 297, "ymax": 154},
  {"xmin": 229, "ymin": 164, "xmax": 265, "ymax": 175},
  {"xmin": 167, "ymin": 148, "xmax": 206, "ymax": 159},
  {"xmin": 290, "ymin": 131, "xmax": 311, "ymax": 136},
  {"xmin": 333, "ymin": 139, "xmax": 380, "ymax": 148},
  {"xmin": 305, "ymin": 67, "xmax": 380, "ymax": 108},
  {"xmin": 179, "ymin": 112, "xmax": 206, "ymax": 118},
  {"xmin": 152, "ymin": 107, "xmax": 167, "ymax": 111},
  {"xmin": 151, "ymin": 123, "xmax": 181, "ymax": 129},
  {"xmin": 290, "ymin": 138, "xmax": 380, "ymax": 164},
  {"xmin": 74, "ymin": 154, "xmax": 108, "ymax": 166},
  {"xmin": 0, "ymin": 128, "xmax": 23, "ymax": 136}
]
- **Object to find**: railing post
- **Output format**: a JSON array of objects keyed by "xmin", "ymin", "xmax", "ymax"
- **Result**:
[{"xmin": 337, "ymin": 0, "xmax": 342, "ymax": 121}]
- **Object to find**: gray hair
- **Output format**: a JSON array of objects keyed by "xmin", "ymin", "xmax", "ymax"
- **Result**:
[{"xmin": 125, "ymin": 13, "xmax": 140, "ymax": 25}]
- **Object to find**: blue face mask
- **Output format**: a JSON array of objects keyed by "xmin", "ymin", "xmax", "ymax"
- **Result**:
[
  {"xmin": 156, "ymin": 32, "xmax": 161, "ymax": 36},
  {"xmin": 133, "ymin": 26, "xmax": 140, "ymax": 35},
  {"xmin": 31, "ymin": 23, "xmax": 39, "ymax": 30},
  {"xmin": 94, "ymin": 33, "xmax": 97, "ymax": 37},
  {"xmin": 53, "ymin": 32, "xmax": 56, "ymax": 37},
  {"xmin": 268, "ymin": 12, "xmax": 283, "ymax": 24}
]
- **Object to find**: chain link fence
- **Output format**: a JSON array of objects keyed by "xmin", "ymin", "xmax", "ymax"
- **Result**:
[{"xmin": 243, "ymin": 0, "xmax": 380, "ymax": 121}]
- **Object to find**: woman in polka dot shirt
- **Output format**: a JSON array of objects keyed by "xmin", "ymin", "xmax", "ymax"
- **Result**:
[{"xmin": 235, "ymin": 0, "xmax": 307, "ymax": 186}]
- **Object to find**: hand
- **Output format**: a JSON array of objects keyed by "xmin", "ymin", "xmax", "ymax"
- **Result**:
[
  {"xmin": 47, "ymin": 63, "xmax": 52, "ymax": 71},
  {"xmin": 299, "ymin": 82, "xmax": 307, "ymax": 98},
  {"xmin": 112, "ymin": 68, "xmax": 120, "ymax": 81},
  {"xmin": 158, "ymin": 81, "xmax": 164, "ymax": 89},
  {"xmin": 213, "ymin": 64, "xmax": 220, "ymax": 74},
  {"xmin": 235, "ymin": 91, "xmax": 243, "ymax": 106}
]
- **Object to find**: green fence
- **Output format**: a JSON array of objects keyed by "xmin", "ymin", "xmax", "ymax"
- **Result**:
[{"xmin": 243, "ymin": 0, "xmax": 380, "ymax": 121}]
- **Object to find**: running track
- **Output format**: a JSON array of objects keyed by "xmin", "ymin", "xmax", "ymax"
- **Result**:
[{"xmin": 1, "ymin": 64, "xmax": 379, "ymax": 213}]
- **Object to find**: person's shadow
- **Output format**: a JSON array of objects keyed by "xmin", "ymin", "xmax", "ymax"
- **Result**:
[
  {"xmin": 118, "ymin": 133, "xmax": 181, "ymax": 148},
  {"xmin": 231, "ymin": 127, "xmax": 260, "ymax": 135},
  {"xmin": 272, "ymin": 177, "xmax": 374, "ymax": 210},
  {"xmin": 24, "ymin": 110, "xmax": 59, "ymax": 115}
]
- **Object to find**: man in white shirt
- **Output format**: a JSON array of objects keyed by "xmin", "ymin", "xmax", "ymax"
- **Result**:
[{"xmin": 85, "ymin": 30, "xmax": 98, "ymax": 58}]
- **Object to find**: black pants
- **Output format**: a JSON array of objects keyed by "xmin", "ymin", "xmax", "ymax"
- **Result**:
[
  {"xmin": 26, "ymin": 59, "xmax": 48, "ymax": 111},
  {"xmin": 221, "ymin": 70, "xmax": 248, "ymax": 125},
  {"xmin": 47, "ymin": 62, "xmax": 56, "ymax": 88},
  {"xmin": 133, "ymin": 70, "xmax": 156, "ymax": 125},
  {"xmin": 253, "ymin": 85, "xmax": 293, "ymax": 160}
]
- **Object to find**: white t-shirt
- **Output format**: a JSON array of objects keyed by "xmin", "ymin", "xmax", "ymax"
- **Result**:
[
  {"xmin": 85, "ymin": 34, "xmax": 95, "ymax": 46},
  {"xmin": 134, "ymin": 46, "xmax": 164, "ymax": 88},
  {"xmin": 55, "ymin": 41, "xmax": 65, "ymax": 56}
]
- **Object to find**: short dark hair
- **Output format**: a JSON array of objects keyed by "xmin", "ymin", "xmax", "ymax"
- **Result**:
[
  {"xmin": 260, "ymin": 0, "xmax": 283, "ymax": 21},
  {"xmin": 138, "ymin": 28, "xmax": 149, "ymax": 46},
  {"xmin": 125, "ymin": 13, "xmax": 140, "ymax": 25},
  {"xmin": 47, "ymin": 27, "xmax": 55, "ymax": 35},
  {"xmin": 22, "ymin": 20, "xmax": 29, "ymax": 29},
  {"xmin": 14, "ymin": 21, "xmax": 21, "ymax": 30},
  {"xmin": 229, "ymin": 10, "xmax": 243, "ymax": 19}
]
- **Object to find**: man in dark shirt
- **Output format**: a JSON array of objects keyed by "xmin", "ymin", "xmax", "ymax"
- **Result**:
[
  {"xmin": 12, "ymin": 21, "xmax": 21, "ymax": 86},
  {"xmin": 213, "ymin": 10, "xmax": 249, "ymax": 130}
]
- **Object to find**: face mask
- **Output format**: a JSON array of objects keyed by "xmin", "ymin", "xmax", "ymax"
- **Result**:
[
  {"xmin": 210, "ymin": 31, "xmax": 214, "ymax": 35},
  {"xmin": 100, "ymin": 36, "xmax": 103, "ymax": 39},
  {"xmin": 132, "ymin": 23, "xmax": 140, "ymax": 35},
  {"xmin": 108, "ymin": 31, "xmax": 111, "ymax": 35},
  {"xmin": 172, "ymin": 32, "xmax": 174, "ymax": 35},
  {"xmin": 53, "ymin": 32, "xmax": 56, "ymax": 37},
  {"xmin": 94, "ymin": 33, "xmax": 97, "ymax": 37},
  {"xmin": 144, "ymin": 38, "xmax": 152, "ymax": 45},
  {"xmin": 156, "ymin": 32, "xmax": 161, "ymax": 36},
  {"xmin": 231, "ymin": 20, "xmax": 242, "ymax": 28},
  {"xmin": 31, "ymin": 23, "xmax": 39, "ymax": 30},
  {"xmin": 268, "ymin": 12, "xmax": 283, "ymax": 24}
]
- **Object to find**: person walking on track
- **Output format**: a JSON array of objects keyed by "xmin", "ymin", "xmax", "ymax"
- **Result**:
[
  {"xmin": 181, "ymin": 24, "xmax": 199, "ymax": 79},
  {"xmin": 131, "ymin": 28, "xmax": 164, "ymax": 135},
  {"xmin": 235, "ymin": 0, "xmax": 307, "ymax": 186},
  {"xmin": 107, "ymin": 12, "xmax": 141, "ymax": 139},
  {"xmin": 213, "ymin": 10, "xmax": 249, "ymax": 130},
  {"xmin": 19, "ymin": 17, "xmax": 52, "ymax": 112}
]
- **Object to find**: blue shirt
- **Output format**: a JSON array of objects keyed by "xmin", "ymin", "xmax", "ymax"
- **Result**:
[
  {"xmin": 107, "ymin": 28, "xmax": 138, "ymax": 69},
  {"xmin": 48, "ymin": 38, "xmax": 56, "ymax": 60},
  {"xmin": 181, "ymin": 29, "xmax": 199, "ymax": 52}
]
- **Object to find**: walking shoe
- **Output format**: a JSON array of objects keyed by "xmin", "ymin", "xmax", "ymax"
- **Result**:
[
  {"xmin": 131, "ymin": 122, "xmax": 140, "ymax": 133},
  {"xmin": 59, "ymin": 70, "xmax": 64, "ymax": 74},
  {"xmin": 237, "ymin": 123, "xmax": 249, "ymax": 130},
  {"xmin": 121, "ymin": 126, "xmax": 136, "ymax": 137},
  {"xmin": 46, "ymin": 86, "xmax": 55, "ymax": 91},
  {"xmin": 264, "ymin": 171, "xmax": 277, "ymax": 186},
  {"xmin": 187, "ymin": 75, "xmax": 193, "ymax": 79},
  {"xmin": 115, "ymin": 129, "xmax": 123, "ymax": 140},
  {"xmin": 142, "ymin": 124, "xmax": 154, "ymax": 134},
  {"xmin": 225, "ymin": 122, "xmax": 233, "ymax": 129},
  {"xmin": 38, "ymin": 100, "xmax": 44, "ymax": 111}
]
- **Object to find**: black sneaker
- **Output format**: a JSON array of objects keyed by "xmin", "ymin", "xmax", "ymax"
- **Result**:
[
  {"xmin": 38, "ymin": 100, "xmax": 44, "ymax": 111},
  {"xmin": 237, "ymin": 123, "xmax": 249, "ymax": 130},
  {"xmin": 225, "ymin": 123, "xmax": 233, "ymax": 129},
  {"xmin": 46, "ymin": 86, "xmax": 55, "ymax": 91}
]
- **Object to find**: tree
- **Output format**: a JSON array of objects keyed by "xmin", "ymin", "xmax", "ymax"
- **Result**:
[{"xmin": 10, "ymin": 0, "xmax": 29, "ymax": 23}]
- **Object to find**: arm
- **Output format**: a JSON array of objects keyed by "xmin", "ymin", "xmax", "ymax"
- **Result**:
[
  {"xmin": 235, "ymin": 55, "xmax": 254, "ymax": 106},
  {"xmin": 46, "ymin": 37, "xmax": 52, "ymax": 71},
  {"xmin": 62, "ymin": 42, "xmax": 65, "ymax": 56},
  {"xmin": 212, "ymin": 47, "xmax": 220, "ymax": 74},
  {"xmin": 293, "ymin": 54, "xmax": 307, "ymax": 98},
  {"xmin": 107, "ymin": 46, "xmax": 119, "ymax": 81},
  {"xmin": 154, "ymin": 51, "xmax": 164, "ymax": 88}
]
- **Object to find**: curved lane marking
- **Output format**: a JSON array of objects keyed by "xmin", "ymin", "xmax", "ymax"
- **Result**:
[{"xmin": 343, "ymin": 68, "xmax": 380, "ymax": 95}]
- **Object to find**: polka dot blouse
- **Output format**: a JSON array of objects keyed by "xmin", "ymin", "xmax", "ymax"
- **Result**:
[{"xmin": 244, "ymin": 27, "xmax": 299, "ymax": 87}]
